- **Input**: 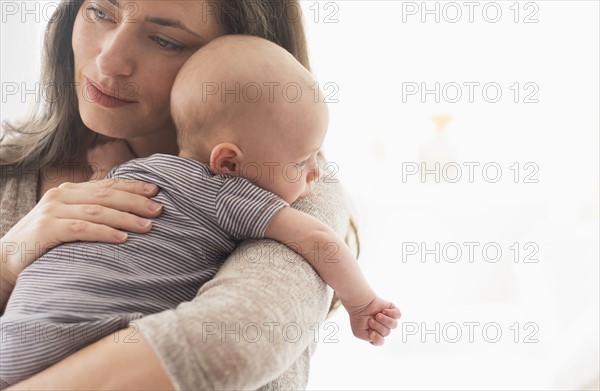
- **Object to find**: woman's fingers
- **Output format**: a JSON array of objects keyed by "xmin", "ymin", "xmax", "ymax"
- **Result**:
[
  {"xmin": 71, "ymin": 204, "xmax": 154, "ymax": 234},
  {"xmin": 59, "ymin": 178, "xmax": 160, "ymax": 210},
  {"xmin": 28, "ymin": 179, "xmax": 162, "ymax": 248},
  {"xmin": 55, "ymin": 219, "xmax": 129, "ymax": 244},
  {"xmin": 50, "ymin": 184, "xmax": 162, "ymax": 218},
  {"xmin": 42, "ymin": 187, "xmax": 159, "ymax": 234},
  {"xmin": 85, "ymin": 178, "xmax": 158, "ymax": 197}
]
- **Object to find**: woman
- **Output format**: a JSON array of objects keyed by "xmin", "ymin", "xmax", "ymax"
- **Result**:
[{"xmin": 0, "ymin": 0, "xmax": 361, "ymax": 389}]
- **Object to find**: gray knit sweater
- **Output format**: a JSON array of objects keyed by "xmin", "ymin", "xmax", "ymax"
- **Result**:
[{"xmin": 0, "ymin": 158, "xmax": 354, "ymax": 390}]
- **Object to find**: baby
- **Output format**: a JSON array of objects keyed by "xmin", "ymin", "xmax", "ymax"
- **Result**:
[{"xmin": 0, "ymin": 35, "xmax": 399, "ymax": 387}]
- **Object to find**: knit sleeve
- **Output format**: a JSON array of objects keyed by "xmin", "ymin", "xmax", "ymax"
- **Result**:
[
  {"xmin": 133, "ymin": 155, "xmax": 353, "ymax": 390},
  {"xmin": 0, "ymin": 165, "xmax": 38, "ymax": 238}
]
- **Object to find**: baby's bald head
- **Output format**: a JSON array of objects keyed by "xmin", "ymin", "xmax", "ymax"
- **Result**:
[{"xmin": 170, "ymin": 35, "xmax": 327, "ymax": 162}]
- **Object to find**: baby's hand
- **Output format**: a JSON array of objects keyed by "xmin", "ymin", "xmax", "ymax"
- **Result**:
[
  {"xmin": 87, "ymin": 138, "xmax": 137, "ymax": 180},
  {"xmin": 346, "ymin": 297, "xmax": 401, "ymax": 346}
]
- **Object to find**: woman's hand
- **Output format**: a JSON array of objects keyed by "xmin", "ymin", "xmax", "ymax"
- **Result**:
[{"xmin": 0, "ymin": 179, "xmax": 162, "ymax": 309}]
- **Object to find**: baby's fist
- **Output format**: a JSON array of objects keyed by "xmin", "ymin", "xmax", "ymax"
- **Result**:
[{"xmin": 346, "ymin": 297, "xmax": 401, "ymax": 346}]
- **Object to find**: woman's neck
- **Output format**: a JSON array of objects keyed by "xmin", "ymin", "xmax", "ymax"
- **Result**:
[
  {"xmin": 126, "ymin": 128, "xmax": 180, "ymax": 158},
  {"xmin": 36, "ymin": 128, "xmax": 180, "ymax": 199}
]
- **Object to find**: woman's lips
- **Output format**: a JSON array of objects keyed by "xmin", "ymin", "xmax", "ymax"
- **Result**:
[{"xmin": 84, "ymin": 78, "xmax": 137, "ymax": 108}]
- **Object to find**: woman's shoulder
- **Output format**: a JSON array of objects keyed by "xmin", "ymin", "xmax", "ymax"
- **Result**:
[
  {"xmin": 290, "ymin": 154, "xmax": 353, "ymax": 237},
  {"xmin": 1, "ymin": 165, "xmax": 38, "ymax": 237}
]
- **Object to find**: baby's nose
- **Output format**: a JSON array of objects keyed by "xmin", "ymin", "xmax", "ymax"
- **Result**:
[{"xmin": 308, "ymin": 163, "xmax": 321, "ymax": 183}]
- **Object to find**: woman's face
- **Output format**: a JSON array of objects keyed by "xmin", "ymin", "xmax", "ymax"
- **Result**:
[{"xmin": 72, "ymin": 0, "xmax": 225, "ymax": 141}]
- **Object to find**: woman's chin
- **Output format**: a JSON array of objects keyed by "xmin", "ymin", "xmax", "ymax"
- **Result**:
[
  {"xmin": 81, "ymin": 118, "xmax": 136, "ymax": 140},
  {"xmin": 80, "ymin": 112, "xmax": 144, "ymax": 140}
]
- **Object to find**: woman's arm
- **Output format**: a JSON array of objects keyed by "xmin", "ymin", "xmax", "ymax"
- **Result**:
[
  {"xmin": 135, "ymin": 159, "xmax": 351, "ymax": 390},
  {"xmin": 9, "ymin": 157, "xmax": 352, "ymax": 390},
  {"xmin": 7, "ymin": 326, "xmax": 175, "ymax": 391}
]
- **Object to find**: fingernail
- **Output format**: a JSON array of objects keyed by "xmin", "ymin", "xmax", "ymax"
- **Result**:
[
  {"xmin": 116, "ymin": 232, "xmax": 127, "ymax": 241},
  {"xmin": 138, "ymin": 218, "xmax": 152, "ymax": 228},
  {"xmin": 377, "ymin": 314, "xmax": 383, "ymax": 320},
  {"xmin": 147, "ymin": 200, "xmax": 162, "ymax": 212},
  {"xmin": 144, "ymin": 183, "xmax": 157, "ymax": 193}
]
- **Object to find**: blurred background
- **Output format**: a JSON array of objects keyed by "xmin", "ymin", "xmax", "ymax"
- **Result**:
[{"xmin": 2, "ymin": 1, "xmax": 599, "ymax": 390}]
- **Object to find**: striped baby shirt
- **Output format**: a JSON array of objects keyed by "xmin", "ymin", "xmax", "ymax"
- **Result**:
[{"xmin": 0, "ymin": 154, "xmax": 288, "ymax": 388}]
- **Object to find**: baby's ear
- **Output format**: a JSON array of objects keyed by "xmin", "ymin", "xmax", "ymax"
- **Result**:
[{"xmin": 209, "ymin": 143, "xmax": 243, "ymax": 176}]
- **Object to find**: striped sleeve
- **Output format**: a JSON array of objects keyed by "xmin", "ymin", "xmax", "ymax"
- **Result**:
[{"xmin": 215, "ymin": 177, "xmax": 288, "ymax": 240}]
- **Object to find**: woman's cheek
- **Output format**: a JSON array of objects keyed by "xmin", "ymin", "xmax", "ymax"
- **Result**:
[
  {"xmin": 72, "ymin": 17, "xmax": 97, "ymax": 80},
  {"xmin": 155, "ymin": 65, "xmax": 185, "ymax": 106}
]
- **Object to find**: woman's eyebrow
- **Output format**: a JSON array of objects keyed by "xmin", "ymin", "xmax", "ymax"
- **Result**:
[
  {"xmin": 106, "ymin": 0, "xmax": 205, "ymax": 40},
  {"xmin": 145, "ymin": 16, "xmax": 205, "ymax": 41}
]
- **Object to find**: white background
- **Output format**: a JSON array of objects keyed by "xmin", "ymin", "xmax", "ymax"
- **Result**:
[{"xmin": 1, "ymin": 1, "xmax": 599, "ymax": 390}]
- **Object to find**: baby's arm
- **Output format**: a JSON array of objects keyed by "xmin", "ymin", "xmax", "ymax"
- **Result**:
[{"xmin": 265, "ymin": 207, "xmax": 400, "ymax": 344}]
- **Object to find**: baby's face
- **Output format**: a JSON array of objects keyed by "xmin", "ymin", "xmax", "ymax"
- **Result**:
[
  {"xmin": 255, "ymin": 145, "xmax": 322, "ymax": 205},
  {"xmin": 240, "ymin": 105, "xmax": 327, "ymax": 205}
]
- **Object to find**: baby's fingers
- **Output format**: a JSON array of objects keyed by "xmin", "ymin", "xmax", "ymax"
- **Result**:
[
  {"xmin": 369, "ymin": 330, "xmax": 385, "ymax": 346},
  {"xmin": 383, "ymin": 303, "xmax": 402, "ymax": 319},
  {"xmin": 375, "ymin": 312, "xmax": 399, "ymax": 330},
  {"xmin": 368, "ymin": 317, "xmax": 391, "ymax": 337}
]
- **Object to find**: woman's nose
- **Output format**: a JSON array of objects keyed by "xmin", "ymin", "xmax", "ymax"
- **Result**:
[{"xmin": 96, "ymin": 28, "xmax": 135, "ymax": 78}]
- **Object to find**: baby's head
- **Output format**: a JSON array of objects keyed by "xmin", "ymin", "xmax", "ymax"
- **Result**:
[{"xmin": 171, "ymin": 35, "xmax": 328, "ymax": 204}]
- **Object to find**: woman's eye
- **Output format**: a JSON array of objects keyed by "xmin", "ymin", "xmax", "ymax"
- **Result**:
[
  {"xmin": 153, "ymin": 37, "xmax": 184, "ymax": 51},
  {"xmin": 86, "ymin": 5, "xmax": 110, "ymax": 21}
]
